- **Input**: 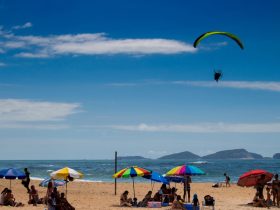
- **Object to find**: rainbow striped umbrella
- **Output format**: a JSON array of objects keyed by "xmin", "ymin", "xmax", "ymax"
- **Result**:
[
  {"xmin": 113, "ymin": 166, "xmax": 151, "ymax": 197},
  {"xmin": 166, "ymin": 165, "xmax": 205, "ymax": 176}
]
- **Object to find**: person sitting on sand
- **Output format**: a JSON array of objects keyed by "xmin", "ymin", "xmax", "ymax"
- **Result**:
[
  {"xmin": 169, "ymin": 187, "xmax": 178, "ymax": 203},
  {"xmin": 60, "ymin": 192, "xmax": 75, "ymax": 210},
  {"xmin": 192, "ymin": 194, "xmax": 199, "ymax": 210},
  {"xmin": 138, "ymin": 191, "xmax": 152, "ymax": 207},
  {"xmin": 48, "ymin": 192, "xmax": 57, "ymax": 210},
  {"xmin": 253, "ymin": 192, "xmax": 267, "ymax": 208},
  {"xmin": 28, "ymin": 185, "xmax": 42, "ymax": 206},
  {"xmin": 272, "ymin": 174, "xmax": 280, "ymax": 207},
  {"xmin": 120, "ymin": 190, "xmax": 132, "ymax": 207},
  {"xmin": 45, "ymin": 181, "xmax": 54, "ymax": 204},
  {"xmin": 153, "ymin": 191, "xmax": 161, "ymax": 202},
  {"xmin": 0, "ymin": 188, "xmax": 8, "ymax": 205},
  {"xmin": 3, "ymin": 189, "xmax": 24, "ymax": 207},
  {"xmin": 172, "ymin": 195, "xmax": 185, "ymax": 210}
]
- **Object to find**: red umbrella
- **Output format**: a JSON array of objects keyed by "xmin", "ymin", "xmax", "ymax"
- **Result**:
[{"xmin": 237, "ymin": 169, "xmax": 273, "ymax": 187}]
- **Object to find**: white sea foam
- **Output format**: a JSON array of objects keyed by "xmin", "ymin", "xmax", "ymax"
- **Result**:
[{"xmin": 30, "ymin": 177, "xmax": 44, "ymax": 181}]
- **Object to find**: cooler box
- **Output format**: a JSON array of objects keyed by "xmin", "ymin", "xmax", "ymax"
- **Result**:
[
  {"xmin": 184, "ymin": 203, "xmax": 200, "ymax": 210},
  {"xmin": 161, "ymin": 202, "xmax": 169, "ymax": 207},
  {"xmin": 148, "ymin": 201, "xmax": 162, "ymax": 208}
]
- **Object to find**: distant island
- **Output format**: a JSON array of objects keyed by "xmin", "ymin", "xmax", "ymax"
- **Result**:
[
  {"xmin": 158, "ymin": 151, "xmax": 200, "ymax": 160},
  {"xmin": 201, "ymin": 149, "xmax": 263, "ymax": 159},
  {"xmin": 117, "ymin": 149, "xmax": 266, "ymax": 160},
  {"xmin": 273, "ymin": 153, "xmax": 280, "ymax": 159}
]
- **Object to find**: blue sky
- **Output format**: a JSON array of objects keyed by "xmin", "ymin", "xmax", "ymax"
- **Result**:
[{"xmin": 0, "ymin": 0, "xmax": 280, "ymax": 159}]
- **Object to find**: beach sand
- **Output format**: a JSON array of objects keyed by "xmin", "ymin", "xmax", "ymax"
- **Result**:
[{"xmin": 0, "ymin": 179, "xmax": 267, "ymax": 209}]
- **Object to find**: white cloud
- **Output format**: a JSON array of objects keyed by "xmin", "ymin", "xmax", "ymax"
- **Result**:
[
  {"xmin": 12, "ymin": 22, "xmax": 32, "ymax": 30},
  {"xmin": 0, "ymin": 29, "xmax": 196, "ymax": 57},
  {"xmin": 0, "ymin": 123, "xmax": 69, "ymax": 130},
  {"xmin": 0, "ymin": 62, "xmax": 6, "ymax": 67},
  {"xmin": 106, "ymin": 122, "xmax": 280, "ymax": 133},
  {"xmin": 107, "ymin": 80, "xmax": 280, "ymax": 93},
  {"xmin": 0, "ymin": 99, "xmax": 80, "ymax": 122},
  {"xmin": 173, "ymin": 81, "xmax": 280, "ymax": 92}
]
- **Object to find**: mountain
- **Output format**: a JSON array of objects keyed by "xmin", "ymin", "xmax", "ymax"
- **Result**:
[
  {"xmin": 202, "ymin": 149, "xmax": 263, "ymax": 159},
  {"xmin": 158, "ymin": 151, "xmax": 200, "ymax": 160},
  {"xmin": 273, "ymin": 153, "xmax": 280, "ymax": 159},
  {"xmin": 117, "ymin": 156, "xmax": 149, "ymax": 160}
]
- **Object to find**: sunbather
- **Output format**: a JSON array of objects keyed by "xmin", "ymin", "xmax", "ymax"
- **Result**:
[
  {"xmin": 60, "ymin": 192, "xmax": 75, "ymax": 210},
  {"xmin": 3, "ymin": 189, "xmax": 24, "ymax": 207},
  {"xmin": 171, "ymin": 195, "xmax": 185, "ymax": 210},
  {"xmin": 253, "ymin": 192, "xmax": 267, "ymax": 208},
  {"xmin": 120, "ymin": 190, "xmax": 132, "ymax": 207},
  {"xmin": 28, "ymin": 185, "xmax": 42, "ymax": 206},
  {"xmin": 138, "ymin": 191, "xmax": 152, "ymax": 207},
  {"xmin": 0, "ymin": 188, "xmax": 8, "ymax": 205}
]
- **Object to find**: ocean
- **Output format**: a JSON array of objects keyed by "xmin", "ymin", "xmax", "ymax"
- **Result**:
[{"xmin": 0, "ymin": 159, "xmax": 279, "ymax": 183}]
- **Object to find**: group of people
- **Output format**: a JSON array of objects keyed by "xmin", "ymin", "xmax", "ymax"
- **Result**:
[
  {"xmin": 46, "ymin": 181, "xmax": 75, "ymax": 210},
  {"xmin": 251, "ymin": 173, "xmax": 280, "ymax": 208},
  {"xmin": 120, "ymin": 188, "xmax": 200, "ymax": 210},
  {"xmin": 0, "ymin": 188, "xmax": 24, "ymax": 207}
]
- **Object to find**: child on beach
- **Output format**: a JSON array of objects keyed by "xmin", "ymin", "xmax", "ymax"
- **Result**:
[{"xmin": 192, "ymin": 194, "xmax": 199, "ymax": 210}]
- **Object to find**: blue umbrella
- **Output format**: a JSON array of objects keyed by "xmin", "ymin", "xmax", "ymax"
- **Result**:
[
  {"xmin": 39, "ymin": 178, "xmax": 66, "ymax": 187},
  {"xmin": 165, "ymin": 176, "xmax": 185, "ymax": 183},
  {"xmin": 0, "ymin": 168, "xmax": 26, "ymax": 189},
  {"xmin": 143, "ymin": 171, "xmax": 169, "ymax": 184}
]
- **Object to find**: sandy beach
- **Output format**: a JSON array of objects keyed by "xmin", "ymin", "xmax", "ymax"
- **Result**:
[{"xmin": 0, "ymin": 179, "xmax": 267, "ymax": 210}]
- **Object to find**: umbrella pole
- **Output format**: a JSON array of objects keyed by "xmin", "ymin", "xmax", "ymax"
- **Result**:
[
  {"xmin": 66, "ymin": 181, "xmax": 68, "ymax": 198},
  {"xmin": 10, "ymin": 180, "xmax": 11, "ymax": 189},
  {"xmin": 132, "ymin": 177, "xmax": 135, "ymax": 199}
]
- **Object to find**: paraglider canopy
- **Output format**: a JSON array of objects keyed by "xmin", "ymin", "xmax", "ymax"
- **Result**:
[
  {"xmin": 193, "ymin": 31, "xmax": 244, "ymax": 50},
  {"xmin": 214, "ymin": 70, "xmax": 222, "ymax": 82}
]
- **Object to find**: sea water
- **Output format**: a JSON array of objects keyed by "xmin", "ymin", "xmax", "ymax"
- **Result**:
[{"xmin": 0, "ymin": 159, "xmax": 279, "ymax": 183}]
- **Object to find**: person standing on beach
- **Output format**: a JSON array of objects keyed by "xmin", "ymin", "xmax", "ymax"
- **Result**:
[
  {"xmin": 183, "ymin": 174, "xmax": 191, "ymax": 202},
  {"xmin": 224, "ymin": 173, "xmax": 231, "ymax": 187},
  {"xmin": 272, "ymin": 174, "xmax": 280, "ymax": 206},
  {"xmin": 256, "ymin": 174, "xmax": 266, "ymax": 199},
  {"xmin": 21, "ymin": 168, "xmax": 30, "ymax": 193}
]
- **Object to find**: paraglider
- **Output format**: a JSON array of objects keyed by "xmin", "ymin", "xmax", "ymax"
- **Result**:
[
  {"xmin": 193, "ymin": 31, "xmax": 244, "ymax": 50},
  {"xmin": 214, "ymin": 70, "xmax": 222, "ymax": 82}
]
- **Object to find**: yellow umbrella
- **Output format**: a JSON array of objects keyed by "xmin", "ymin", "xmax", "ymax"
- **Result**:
[{"xmin": 50, "ymin": 167, "xmax": 83, "ymax": 196}]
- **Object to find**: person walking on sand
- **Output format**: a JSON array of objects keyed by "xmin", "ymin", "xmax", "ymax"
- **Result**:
[
  {"xmin": 256, "ymin": 174, "xmax": 266, "ymax": 199},
  {"xmin": 224, "ymin": 173, "xmax": 231, "ymax": 187},
  {"xmin": 21, "ymin": 168, "xmax": 31, "ymax": 193},
  {"xmin": 183, "ymin": 174, "xmax": 191, "ymax": 202}
]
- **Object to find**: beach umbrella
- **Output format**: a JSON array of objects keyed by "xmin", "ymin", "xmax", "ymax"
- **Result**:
[
  {"xmin": 113, "ymin": 166, "xmax": 151, "ymax": 198},
  {"xmin": 0, "ymin": 168, "xmax": 26, "ymax": 189},
  {"xmin": 237, "ymin": 169, "xmax": 273, "ymax": 187},
  {"xmin": 165, "ymin": 176, "xmax": 185, "ymax": 183},
  {"xmin": 50, "ymin": 167, "xmax": 83, "ymax": 196},
  {"xmin": 165, "ymin": 165, "xmax": 205, "ymax": 176},
  {"xmin": 39, "ymin": 178, "xmax": 66, "ymax": 187},
  {"xmin": 143, "ymin": 171, "xmax": 169, "ymax": 191}
]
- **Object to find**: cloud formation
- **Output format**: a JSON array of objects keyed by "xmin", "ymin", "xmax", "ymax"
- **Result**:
[
  {"xmin": 107, "ymin": 80, "xmax": 280, "ymax": 92},
  {"xmin": 0, "ymin": 27, "xmax": 196, "ymax": 57},
  {"xmin": 106, "ymin": 122, "xmax": 280, "ymax": 133},
  {"xmin": 12, "ymin": 22, "xmax": 32, "ymax": 30},
  {"xmin": 0, "ymin": 62, "xmax": 6, "ymax": 67},
  {"xmin": 0, "ymin": 99, "xmax": 80, "ymax": 122}
]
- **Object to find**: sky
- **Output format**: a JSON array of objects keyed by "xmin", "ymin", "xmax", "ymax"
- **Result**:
[{"xmin": 0, "ymin": 0, "xmax": 280, "ymax": 159}]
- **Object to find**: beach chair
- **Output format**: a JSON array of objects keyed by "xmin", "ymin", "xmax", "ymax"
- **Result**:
[{"xmin": 201, "ymin": 195, "xmax": 215, "ymax": 210}]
